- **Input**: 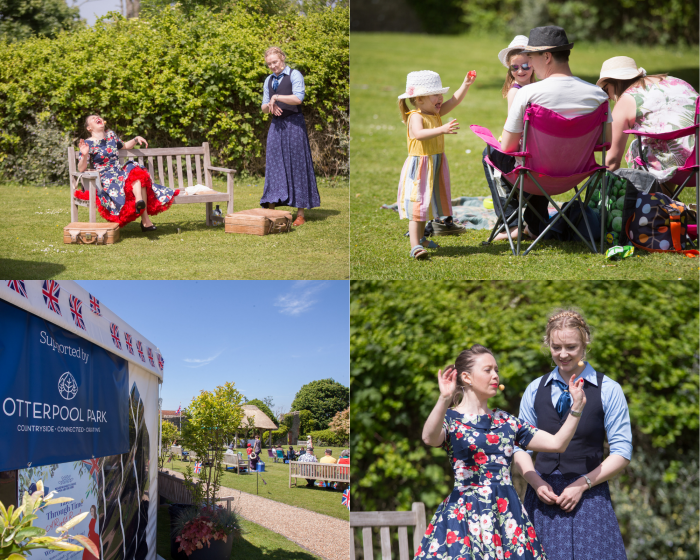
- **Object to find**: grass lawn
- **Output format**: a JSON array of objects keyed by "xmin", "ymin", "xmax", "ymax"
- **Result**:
[
  {"xmin": 0, "ymin": 177, "xmax": 348, "ymax": 280},
  {"xmin": 164, "ymin": 446, "xmax": 349, "ymax": 521},
  {"xmin": 350, "ymin": 32, "xmax": 700, "ymax": 279},
  {"xmin": 156, "ymin": 504, "xmax": 322, "ymax": 560}
]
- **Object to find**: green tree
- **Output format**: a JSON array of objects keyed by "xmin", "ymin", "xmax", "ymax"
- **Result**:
[
  {"xmin": 291, "ymin": 378, "xmax": 349, "ymax": 430},
  {"xmin": 0, "ymin": 0, "xmax": 82, "ymax": 42},
  {"xmin": 246, "ymin": 398, "xmax": 278, "ymax": 427},
  {"xmin": 180, "ymin": 382, "xmax": 244, "ymax": 507},
  {"xmin": 158, "ymin": 419, "xmax": 179, "ymax": 470}
]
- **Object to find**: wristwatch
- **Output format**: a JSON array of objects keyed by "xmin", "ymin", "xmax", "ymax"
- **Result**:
[
  {"xmin": 570, "ymin": 408, "xmax": 583, "ymax": 417},
  {"xmin": 583, "ymin": 475, "xmax": 592, "ymax": 490}
]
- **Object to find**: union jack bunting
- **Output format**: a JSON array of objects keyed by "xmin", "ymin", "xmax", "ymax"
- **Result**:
[
  {"xmin": 342, "ymin": 488, "xmax": 350, "ymax": 510},
  {"xmin": 157, "ymin": 353, "xmax": 164, "ymax": 371},
  {"xmin": 42, "ymin": 280, "xmax": 61, "ymax": 316},
  {"xmin": 110, "ymin": 323, "xmax": 122, "ymax": 350},
  {"xmin": 6, "ymin": 280, "xmax": 28, "ymax": 298},
  {"xmin": 124, "ymin": 332, "xmax": 134, "ymax": 355},
  {"xmin": 89, "ymin": 294, "xmax": 101, "ymax": 316},
  {"xmin": 148, "ymin": 347, "xmax": 155, "ymax": 367},
  {"xmin": 82, "ymin": 458, "xmax": 100, "ymax": 479},
  {"xmin": 194, "ymin": 462, "xmax": 203, "ymax": 474},
  {"xmin": 68, "ymin": 295, "xmax": 85, "ymax": 330},
  {"xmin": 137, "ymin": 340, "xmax": 145, "ymax": 362}
]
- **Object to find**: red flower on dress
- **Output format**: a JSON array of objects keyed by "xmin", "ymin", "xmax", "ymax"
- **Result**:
[
  {"xmin": 425, "ymin": 523, "xmax": 434, "ymax": 536},
  {"xmin": 492, "ymin": 534, "xmax": 502, "ymax": 547},
  {"xmin": 456, "ymin": 513, "xmax": 464, "ymax": 521},
  {"xmin": 512, "ymin": 537, "xmax": 518, "ymax": 545},
  {"xmin": 505, "ymin": 553, "xmax": 511, "ymax": 559},
  {"xmin": 528, "ymin": 527, "xmax": 537, "ymax": 540},
  {"xmin": 417, "ymin": 546, "xmax": 422, "ymax": 555},
  {"xmin": 486, "ymin": 434, "xmax": 500, "ymax": 444},
  {"xmin": 515, "ymin": 527, "xmax": 522, "ymax": 536},
  {"xmin": 466, "ymin": 503, "xmax": 472, "ymax": 511},
  {"xmin": 470, "ymin": 465, "xmax": 479, "ymax": 471},
  {"xmin": 106, "ymin": 148, "xmax": 112, "ymax": 153},
  {"xmin": 446, "ymin": 531, "xmax": 458, "ymax": 544},
  {"xmin": 497, "ymin": 498, "xmax": 508, "ymax": 513},
  {"xmin": 485, "ymin": 472, "xmax": 492, "ymax": 478},
  {"xmin": 469, "ymin": 444, "xmax": 477, "ymax": 450},
  {"xmin": 464, "ymin": 536, "xmax": 470, "ymax": 546},
  {"xmin": 474, "ymin": 452, "xmax": 487, "ymax": 464},
  {"xmin": 455, "ymin": 432, "xmax": 463, "ymax": 439}
]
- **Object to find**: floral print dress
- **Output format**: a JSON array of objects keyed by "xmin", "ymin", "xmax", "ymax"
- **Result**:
[
  {"xmin": 76, "ymin": 130, "xmax": 177, "ymax": 226},
  {"xmin": 625, "ymin": 77, "xmax": 698, "ymax": 182},
  {"xmin": 416, "ymin": 409, "xmax": 547, "ymax": 560}
]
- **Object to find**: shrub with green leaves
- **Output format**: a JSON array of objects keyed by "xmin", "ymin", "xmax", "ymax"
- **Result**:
[
  {"xmin": 308, "ymin": 428, "xmax": 347, "ymax": 447},
  {"xmin": 0, "ymin": 2, "xmax": 348, "ymax": 182},
  {"xmin": 350, "ymin": 281, "xmax": 699, "ymax": 558}
]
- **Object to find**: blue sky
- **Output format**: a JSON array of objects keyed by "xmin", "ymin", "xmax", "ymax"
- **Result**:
[
  {"xmin": 78, "ymin": 0, "xmax": 121, "ymax": 25},
  {"xmin": 76, "ymin": 281, "xmax": 349, "ymax": 417}
]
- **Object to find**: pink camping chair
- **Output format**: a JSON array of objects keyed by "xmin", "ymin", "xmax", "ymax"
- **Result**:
[
  {"xmin": 624, "ymin": 96, "xmax": 699, "ymax": 234},
  {"xmin": 472, "ymin": 102, "xmax": 610, "ymax": 256}
]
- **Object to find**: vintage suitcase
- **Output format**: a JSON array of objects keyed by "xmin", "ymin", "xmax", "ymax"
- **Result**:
[
  {"xmin": 225, "ymin": 209, "xmax": 293, "ymax": 235},
  {"xmin": 63, "ymin": 222, "xmax": 120, "ymax": 244}
]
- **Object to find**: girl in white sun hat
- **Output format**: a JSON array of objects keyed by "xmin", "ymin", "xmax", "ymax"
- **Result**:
[{"xmin": 397, "ymin": 69, "xmax": 477, "ymax": 259}]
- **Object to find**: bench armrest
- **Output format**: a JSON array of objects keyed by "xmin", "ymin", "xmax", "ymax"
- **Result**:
[
  {"xmin": 206, "ymin": 166, "xmax": 237, "ymax": 174},
  {"xmin": 71, "ymin": 171, "xmax": 99, "ymax": 178}
]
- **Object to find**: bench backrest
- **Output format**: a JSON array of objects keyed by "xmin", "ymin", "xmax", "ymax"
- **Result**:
[
  {"xmin": 67, "ymin": 142, "xmax": 214, "ymax": 191},
  {"xmin": 289, "ymin": 461, "xmax": 350, "ymax": 483},
  {"xmin": 350, "ymin": 502, "xmax": 426, "ymax": 560}
]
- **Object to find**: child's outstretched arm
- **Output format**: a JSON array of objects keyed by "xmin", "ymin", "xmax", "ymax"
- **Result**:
[
  {"xmin": 409, "ymin": 112, "xmax": 459, "ymax": 141},
  {"xmin": 422, "ymin": 367, "xmax": 458, "ymax": 447},
  {"xmin": 440, "ymin": 70, "xmax": 477, "ymax": 116}
]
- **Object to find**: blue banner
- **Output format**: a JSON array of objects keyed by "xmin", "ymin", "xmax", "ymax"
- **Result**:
[{"xmin": 0, "ymin": 299, "xmax": 129, "ymax": 472}]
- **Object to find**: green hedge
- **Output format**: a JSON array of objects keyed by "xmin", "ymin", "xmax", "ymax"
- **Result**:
[
  {"xmin": 309, "ymin": 428, "xmax": 348, "ymax": 447},
  {"xmin": 0, "ymin": 2, "xmax": 348, "ymax": 182},
  {"xmin": 350, "ymin": 281, "xmax": 699, "ymax": 559}
]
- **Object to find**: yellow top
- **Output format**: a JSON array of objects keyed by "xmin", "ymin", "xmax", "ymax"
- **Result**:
[
  {"xmin": 319, "ymin": 455, "xmax": 337, "ymax": 464},
  {"xmin": 406, "ymin": 110, "xmax": 444, "ymax": 156}
]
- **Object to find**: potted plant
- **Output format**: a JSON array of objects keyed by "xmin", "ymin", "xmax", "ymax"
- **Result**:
[
  {"xmin": 170, "ymin": 381, "xmax": 245, "ymax": 559},
  {"xmin": 0, "ymin": 480, "xmax": 99, "ymax": 560}
]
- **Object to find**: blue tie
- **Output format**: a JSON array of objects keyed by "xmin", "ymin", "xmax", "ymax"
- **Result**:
[
  {"xmin": 272, "ymin": 74, "xmax": 281, "ymax": 92},
  {"xmin": 552, "ymin": 379, "xmax": 572, "ymax": 418}
]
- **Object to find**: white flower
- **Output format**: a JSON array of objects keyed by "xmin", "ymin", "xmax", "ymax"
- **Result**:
[
  {"xmin": 478, "ymin": 486, "xmax": 492, "ymax": 497},
  {"xmin": 496, "ymin": 546, "xmax": 504, "ymax": 559},
  {"xmin": 472, "ymin": 431, "xmax": 480, "ymax": 438},
  {"xmin": 517, "ymin": 546, "xmax": 524, "ymax": 556},
  {"xmin": 645, "ymin": 89, "xmax": 666, "ymax": 112},
  {"xmin": 519, "ymin": 533, "xmax": 526, "ymax": 543},
  {"xmin": 496, "ymin": 456, "xmax": 507, "ymax": 465},
  {"xmin": 469, "ymin": 521, "xmax": 481, "ymax": 536},
  {"xmin": 482, "ymin": 531, "xmax": 493, "ymax": 545},
  {"xmin": 468, "ymin": 436, "xmax": 476, "ymax": 444},
  {"xmin": 504, "ymin": 446, "xmax": 513, "ymax": 457},
  {"xmin": 465, "ymin": 415, "xmax": 478, "ymax": 424},
  {"xmin": 502, "ymin": 471, "xmax": 512, "ymax": 484},
  {"xmin": 480, "ymin": 514, "xmax": 492, "ymax": 530},
  {"xmin": 429, "ymin": 540, "xmax": 440, "ymax": 553},
  {"xmin": 505, "ymin": 519, "xmax": 517, "ymax": 536},
  {"xmin": 459, "ymin": 506, "xmax": 467, "ymax": 515}
]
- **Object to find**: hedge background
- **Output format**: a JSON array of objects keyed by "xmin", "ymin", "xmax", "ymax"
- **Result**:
[
  {"xmin": 0, "ymin": 2, "xmax": 349, "ymax": 183},
  {"xmin": 350, "ymin": 281, "xmax": 699, "ymax": 560}
]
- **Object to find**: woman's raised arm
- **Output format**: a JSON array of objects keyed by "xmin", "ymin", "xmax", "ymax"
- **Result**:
[{"xmin": 422, "ymin": 367, "xmax": 457, "ymax": 447}]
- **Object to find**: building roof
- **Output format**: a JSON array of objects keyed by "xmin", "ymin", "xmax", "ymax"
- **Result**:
[
  {"xmin": 239, "ymin": 405, "xmax": 278, "ymax": 430},
  {"xmin": 162, "ymin": 410, "xmax": 180, "ymax": 416}
]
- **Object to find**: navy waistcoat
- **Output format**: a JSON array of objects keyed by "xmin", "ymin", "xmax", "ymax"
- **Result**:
[
  {"xmin": 534, "ymin": 370, "xmax": 606, "ymax": 477},
  {"xmin": 267, "ymin": 72, "xmax": 302, "ymax": 119}
]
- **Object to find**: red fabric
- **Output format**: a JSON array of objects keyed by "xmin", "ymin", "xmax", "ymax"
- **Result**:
[
  {"xmin": 81, "ymin": 517, "xmax": 100, "ymax": 559},
  {"xmin": 74, "ymin": 167, "xmax": 179, "ymax": 228},
  {"xmin": 523, "ymin": 102, "xmax": 609, "ymax": 138}
]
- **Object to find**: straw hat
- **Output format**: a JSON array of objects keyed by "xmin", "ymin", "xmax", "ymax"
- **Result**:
[
  {"xmin": 498, "ymin": 35, "xmax": 530, "ymax": 68},
  {"xmin": 398, "ymin": 71, "xmax": 450, "ymax": 100},
  {"xmin": 596, "ymin": 56, "xmax": 646, "ymax": 87},
  {"xmin": 519, "ymin": 26, "xmax": 574, "ymax": 54}
]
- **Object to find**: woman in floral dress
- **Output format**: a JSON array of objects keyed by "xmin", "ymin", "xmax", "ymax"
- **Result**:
[
  {"xmin": 599, "ymin": 56, "xmax": 698, "ymax": 189},
  {"xmin": 75, "ymin": 115, "xmax": 178, "ymax": 229},
  {"xmin": 417, "ymin": 344, "xmax": 586, "ymax": 560}
]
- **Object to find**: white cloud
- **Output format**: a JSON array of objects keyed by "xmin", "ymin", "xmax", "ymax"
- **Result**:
[
  {"xmin": 183, "ymin": 350, "xmax": 223, "ymax": 368},
  {"xmin": 275, "ymin": 282, "xmax": 327, "ymax": 316}
]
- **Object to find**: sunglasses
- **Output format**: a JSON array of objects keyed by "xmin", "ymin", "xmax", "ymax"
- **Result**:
[{"xmin": 510, "ymin": 63, "xmax": 532, "ymax": 71}]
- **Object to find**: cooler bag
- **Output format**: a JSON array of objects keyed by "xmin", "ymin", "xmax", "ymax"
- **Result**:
[{"xmin": 63, "ymin": 222, "xmax": 120, "ymax": 244}]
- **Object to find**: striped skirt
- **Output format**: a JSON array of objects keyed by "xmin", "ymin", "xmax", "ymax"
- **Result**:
[{"xmin": 397, "ymin": 153, "xmax": 452, "ymax": 221}]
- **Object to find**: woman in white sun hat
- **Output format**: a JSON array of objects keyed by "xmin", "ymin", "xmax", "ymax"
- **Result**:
[
  {"xmin": 397, "ymin": 69, "xmax": 476, "ymax": 259},
  {"xmin": 598, "ymin": 56, "xmax": 698, "ymax": 189}
]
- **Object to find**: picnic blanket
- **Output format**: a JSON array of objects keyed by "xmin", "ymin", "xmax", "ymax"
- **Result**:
[{"xmin": 382, "ymin": 196, "xmax": 498, "ymax": 230}]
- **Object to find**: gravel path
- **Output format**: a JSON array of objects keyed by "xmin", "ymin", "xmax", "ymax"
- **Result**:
[{"xmin": 162, "ymin": 469, "xmax": 349, "ymax": 560}]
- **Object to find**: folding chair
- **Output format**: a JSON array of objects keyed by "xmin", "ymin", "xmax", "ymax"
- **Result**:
[
  {"xmin": 472, "ymin": 102, "xmax": 610, "ymax": 255},
  {"xmin": 624, "ymin": 96, "xmax": 699, "ymax": 224}
]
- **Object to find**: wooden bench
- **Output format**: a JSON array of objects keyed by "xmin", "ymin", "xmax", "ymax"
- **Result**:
[
  {"xmin": 350, "ymin": 502, "xmax": 426, "ymax": 560},
  {"xmin": 222, "ymin": 453, "xmax": 249, "ymax": 475},
  {"xmin": 288, "ymin": 461, "xmax": 350, "ymax": 488},
  {"xmin": 67, "ymin": 142, "xmax": 235, "ymax": 225}
]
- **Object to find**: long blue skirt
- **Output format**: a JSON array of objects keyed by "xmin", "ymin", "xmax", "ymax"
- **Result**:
[
  {"xmin": 260, "ymin": 112, "xmax": 321, "ymax": 210},
  {"xmin": 524, "ymin": 470, "xmax": 627, "ymax": 560}
]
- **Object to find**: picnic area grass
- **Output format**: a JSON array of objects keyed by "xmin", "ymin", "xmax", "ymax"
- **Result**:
[
  {"xmin": 156, "ymin": 505, "xmax": 322, "ymax": 560},
  {"xmin": 0, "ymin": 176, "xmax": 348, "ymax": 280},
  {"xmin": 163, "ymin": 446, "xmax": 349, "ymax": 521},
  {"xmin": 350, "ymin": 32, "xmax": 700, "ymax": 279}
]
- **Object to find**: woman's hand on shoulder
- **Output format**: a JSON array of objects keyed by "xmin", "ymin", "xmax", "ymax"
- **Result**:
[
  {"xmin": 568, "ymin": 373, "xmax": 586, "ymax": 411},
  {"xmin": 78, "ymin": 138, "xmax": 89, "ymax": 156},
  {"xmin": 437, "ymin": 367, "xmax": 458, "ymax": 400}
]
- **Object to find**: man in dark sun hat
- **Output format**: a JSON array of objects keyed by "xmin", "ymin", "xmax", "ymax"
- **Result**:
[{"xmin": 499, "ymin": 25, "xmax": 612, "ymax": 239}]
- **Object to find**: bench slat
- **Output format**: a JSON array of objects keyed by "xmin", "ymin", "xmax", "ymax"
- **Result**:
[
  {"xmin": 119, "ymin": 147, "xmax": 205, "ymax": 156},
  {"xmin": 186, "ymin": 155, "xmax": 193, "ymax": 187},
  {"xmin": 157, "ymin": 156, "xmax": 165, "ymax": 186},
  {"xmin": 362, "ymin": 528, "xmax": 374, "ymax": 560},
  {"xmin": 148, "ymin": 156, "xmax": 155, "ymax": 180},
  {"xmin": 351, "ymin": 511, "xmax": 417, "ymax": 528},
  {"xmin": 350, "ymin": 531, "xmax": 356, "ymax": 560},
  {"xmin": 177, "ymin": 155, "xmax": 185, "ymax": 190},
  {"xmin": 398, "ymin": 526, "xmax": 409, "ymax": 560},
  {"xmin": 138, "ymin": 156, "xmax": 144, "ymax": 167},
  {"xmin": 166, "ymin": 155, "xmax": 175, "ymax": 190},
  {"xmin": 380, "ymin": 527, "xmax": 391, "ymax": 560},
  {"xmin": 195, "ymin": 155, "xmax": 202, "ymax": 185},
  {"xmin": 207, "ymin": 166, "xmax": 236, "ymax": 173}
]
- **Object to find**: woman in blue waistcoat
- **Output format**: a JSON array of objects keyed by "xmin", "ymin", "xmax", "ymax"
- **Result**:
[
  {"xmin": 513, "ymin": 309, "xmax": 632, "ymax": 560},
  {"xmin": 260, "ymin": 46, "xmax": 321, "ymax": 227}
]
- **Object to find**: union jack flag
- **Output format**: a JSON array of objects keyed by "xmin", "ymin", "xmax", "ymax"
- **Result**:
[
  {"xmin": 176, "ymin": 405, "xmax": 181, "ymax": 415},
  {"xmin": 157, "ymin": 353, "xmax": 164, "ymax": 371},
  {"xmin": 89, "ymin": 294, "xmax": 101, "ymax": 316},
  {"xmin": 42, "ymin": 280, "xmax": 61, "ymax": 316},
  {"xmin": 6, "ymin": 280, "xmax": 27, "ymax": 298},
  {"xmin": 69, "ymin": 295, "xmax": 85, "ymax": 330},
  {"xmin": 110, "ymin": 323, "xmax": 122, "ymax": 349},
  {"xmin": 82, "ymin": 458, "xmax": 100, "ymax": 479},
  {"xmin": 137, "ymin": 340, "xmax": 145, "ymax": 362},
  {"xmin": 342, "ymin": 488, "xmax": 350, "ymax": 510},
  {"xmin": 124, "ymin": 332, "xmax": 134, "ymax": 355},
  {"xmin": 194, "ymin": 462, "xmax": 202, "ymax": 474},
  {"xmin": 148, "ymin": 347, "xmax": 155, "ymax": 367}
]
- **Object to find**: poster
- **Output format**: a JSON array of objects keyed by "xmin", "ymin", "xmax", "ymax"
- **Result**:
[{"xmin": 18, "ymin": 459, "xmax": 101, "ymax": 559}]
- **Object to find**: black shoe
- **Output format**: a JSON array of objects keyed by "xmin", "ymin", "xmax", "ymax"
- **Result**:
[
  {"xmin": 140, "ymin": 223, "xmax": 157, "ymax": 232},
  {"xmin": 136, "ymin": 200, "xmax": 146, "ymax": 213}
]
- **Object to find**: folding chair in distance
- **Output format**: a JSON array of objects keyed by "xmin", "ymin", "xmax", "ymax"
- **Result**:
[
  {"xmin": 471, "ymin": 102, "xmax": 610, "ymax": 256},
  {"xmin": 625, "ymin": 96, "xmax": 699, "ymax": 227}
]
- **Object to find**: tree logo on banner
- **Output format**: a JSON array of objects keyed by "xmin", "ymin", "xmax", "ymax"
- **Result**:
[{"xmin": 58, "ymin": 372, "xmax": 78, "ymax": 400}]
